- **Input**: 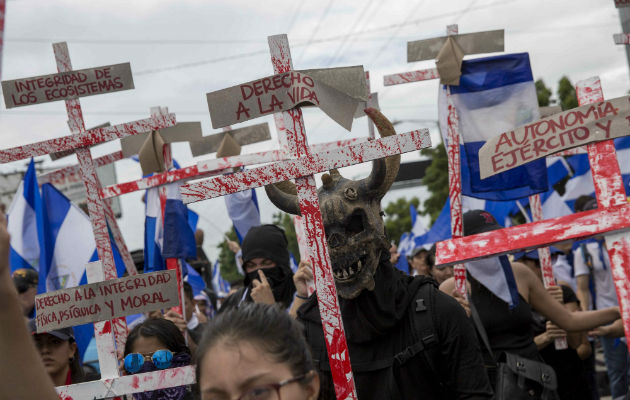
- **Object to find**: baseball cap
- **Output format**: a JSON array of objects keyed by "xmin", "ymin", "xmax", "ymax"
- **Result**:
[
  {"xmin": 28, "ymin": 319, "xmax": 75, "ymax": 341},
  {"xmin": 12, "ymin": 268, "xmax": 38, "ymax": 293},
  {"xmin": 463, "ymin": 210, "xmax": 503, "ymax": 236}
]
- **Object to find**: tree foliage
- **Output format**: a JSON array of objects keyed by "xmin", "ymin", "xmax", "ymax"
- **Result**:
[
  {"xmin": 272, "ymin": 212, "xmax": 300, "ymax": 263},
  {"xmin": 384, "ymin": 197, "xmax": 420, "ymax": 244},
  {"xmin": 558, "ymin": 76, "xmax": 578, "ymax": 111},
  {"xmin": 535, "ymin": 79, "xmax": 552, "ymax": 107},
  {"xmin": 216, "ymin": 227, "xmax": 241, "ymax": 283},
  {"xmin": 419, "ymin": 143, "xmax": 449, "ymax": 224}
]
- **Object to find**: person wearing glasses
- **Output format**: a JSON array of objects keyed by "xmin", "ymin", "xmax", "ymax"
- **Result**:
[
  {"xmin": 196, "ymin": 302, "xmax": 319, "ymax": 400},
  {"xmin": 123, "ymin": 317, "xmax": 194, "ymax": 400}
]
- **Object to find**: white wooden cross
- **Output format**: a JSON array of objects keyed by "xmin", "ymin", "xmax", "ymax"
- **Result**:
[
  {"xmin": 178, "ymin": 34, "xmax": 431, "ymax": 400},
  {"xmin": 435, "ymin": 76, "xmax": 630, "ymax": 346},
  {"xmin": 0, "ymin": 42, "xmax": 206, "ymax": 398}
]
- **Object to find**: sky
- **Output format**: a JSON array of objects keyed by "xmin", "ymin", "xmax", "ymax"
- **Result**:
[{"xmin": 0, "ymin": 0, "xmax": 628, "ymax": 261}]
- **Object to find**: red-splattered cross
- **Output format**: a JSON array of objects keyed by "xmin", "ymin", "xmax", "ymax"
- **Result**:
[
  {"xmin": 435, "ymin": 77, "xmax": 630, "ymax": 346},
  {"xmin": 178, "ymin": 34, "xmax": 431, "ymax": 400},
  {"xmin": 0, "ymin": 42, "xmax": 176, "ymax": 386}
]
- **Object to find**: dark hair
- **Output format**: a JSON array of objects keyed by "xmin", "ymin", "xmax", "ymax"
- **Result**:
[
  {"xmin": 124, "ymin": 318, "xmax": 191, "ymax": 356},
  {"xmin": 574, "ymin": 195, "xmax": 595, "ymax": 212},
  {"xmin": 427, "ymin": 244, "xmax": 436, "ymax": 269},
  {"xmin": 196, "ymin": 303, "xmax": 314, "ymax": 384},
  {"xmin": 183, "ymin": 281, "xmax": 193, "ymax": 302},
  {"xmin": 70, "ymin": 344, "xmax": 85, "ymax": 383}
]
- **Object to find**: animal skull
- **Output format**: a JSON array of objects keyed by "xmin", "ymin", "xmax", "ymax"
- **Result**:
[{"xmin": 265, "ymin": 108, "xmax": 400, "ymax": 299}]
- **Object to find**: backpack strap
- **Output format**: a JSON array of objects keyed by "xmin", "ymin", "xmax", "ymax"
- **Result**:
[{"xmin": 394, "ymin": 279, "xmax": 440, "ymax": 374}]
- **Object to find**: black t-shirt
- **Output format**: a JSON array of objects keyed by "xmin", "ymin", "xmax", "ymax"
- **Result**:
[
  {"xmin": 532, "ymin": 285, "xmax": 591, "ymax": 400},
  {"xmin": 299, "ymin": 267, "xmax": 493, "ymax": 399}
]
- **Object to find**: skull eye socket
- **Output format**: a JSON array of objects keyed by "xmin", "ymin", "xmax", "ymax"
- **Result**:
[{"xmin": 346, "ymin": 210, "xmax": 365, "ymax": 236}]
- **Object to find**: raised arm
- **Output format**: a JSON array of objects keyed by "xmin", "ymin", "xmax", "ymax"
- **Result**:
[
  {"xmin": 514, "ymin": 263, "xmax": 619, "ymax": 332},
  {"xmin": 0, "ymin": 210, "xmax": 58, "ymax": 399}
]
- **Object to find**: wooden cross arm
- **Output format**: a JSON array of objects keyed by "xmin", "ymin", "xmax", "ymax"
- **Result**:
[
  {"xmin": 39, "ymin": 151, "xmax": 123, "ymax": 185},
  {"xmin": 100, "ymin": 164, "xmax": 231, "ymax": 199},
  {"xmin": 56, "ymin": 366, "xmax": 195, "ymax": 399},
  {"xmin": 0, "ymin": 114, "xmax": 176, "ymax": 163},
  {"xmin": 434, "ymin": 203, "xmax": 630, "ymax": 266},
  {"xmin": 383, "ymin": 68, "xmax": 440, "ymax": 86},
  {"xmin": 181, "ymin": 129, "xmax": 431, "ymax": 204}
]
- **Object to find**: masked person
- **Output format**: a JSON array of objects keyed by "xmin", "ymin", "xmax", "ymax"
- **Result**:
[
  {"xmin": 266, "ymin": 109, "xmax": 493, "ymax": 399},
  {"xmin": 219, "ymin": 224, "xmax": 310, "ymax": 314},
  {"xmin": 123, "ymin": 318, "xmax": 194, "ymax": 400}
]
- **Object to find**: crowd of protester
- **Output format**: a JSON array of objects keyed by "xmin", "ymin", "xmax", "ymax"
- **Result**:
[{"xmin": 3, "ymin": 193, "xmax": 630, "ymax": 400}]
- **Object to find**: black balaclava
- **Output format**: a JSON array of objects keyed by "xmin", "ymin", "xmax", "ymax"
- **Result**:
[{"xmin": 241, "ymin": 224, "xmax": 296, "ymax": 308}]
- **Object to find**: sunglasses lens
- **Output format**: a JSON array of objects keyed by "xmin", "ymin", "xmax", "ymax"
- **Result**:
[
  {"xmin": 152, "ymin": 349, "xmax": 173, "ymax": 369},
  {"xmin": 124, "ymin": 353, "xmax": 144, "ymax": 374}
]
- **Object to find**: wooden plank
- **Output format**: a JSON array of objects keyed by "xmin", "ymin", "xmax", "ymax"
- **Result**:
[
  {"xmin": 268, "ymin": 34, "xmax": 358, "ymax": 400},
  {"xmin": 435, "ymin": 204, "xmax": 630, "ymax": 266},
  {"xmin": 55, "ymin": 366, "xmax": 196, "ymax": 399},
  {"xmin": 576, "ymin": 77, "xmax": 630, "ymax": 344},
  {"xmin": 0, "ymin": 114, "xmax": 175, "ymax": 163},
  {"xmin": 180, "ymin": 129, "xmax": 430, "ymax": 204}
]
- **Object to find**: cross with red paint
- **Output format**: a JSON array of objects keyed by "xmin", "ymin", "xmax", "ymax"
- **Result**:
[
  {"xmin": 178, "ymin": 34, "xmax": 431, "ymax": 400},
  {"xmin": 0, "ymin": 42, "xmax": 192, "ymax": 397},
  {"xmin": 435, "ymin": 76, "xmax": 630, "ymax": 346}
]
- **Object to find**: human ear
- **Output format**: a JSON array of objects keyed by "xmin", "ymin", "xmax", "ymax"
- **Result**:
[
  {"xmin": 67, "ymin": 341, "xmax": 77, "ymax": 360},
  {"xmin": 305, "ymin": 372, "xmax": 320, "ymax": 400}
]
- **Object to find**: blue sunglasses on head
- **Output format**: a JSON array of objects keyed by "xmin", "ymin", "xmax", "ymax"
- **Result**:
[{"xmin": 124, "ymin": 349, "xmax": 173, "ymax": 374}]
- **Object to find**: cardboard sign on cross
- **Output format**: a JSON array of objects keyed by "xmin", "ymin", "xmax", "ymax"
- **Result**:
[
  {"xmin": 178, "ymin": 34, "xmax": 431, "ymax": 400},
  {"xmin": 435, "ymin": 77, "xmax": 630, "ymax": 345},
  {"xmin": 0, "ymin": 42, "xmax": 198, "ymax": 397}
]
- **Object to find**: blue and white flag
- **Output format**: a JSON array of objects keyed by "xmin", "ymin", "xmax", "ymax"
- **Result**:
[
  {"xmin": 144, "ymin": 186, "xmax": 165, "ymax": 272},
  {"xmin": 145, "ymin": 182, "xmax": 197, "ymax": 271},
  {"xmin": 439, "ymin": 53, "xmax": 548, "ymax": 200},
  {"xmin": 163, "ymin": 183, "xmax": 197, "ymax": 260},
  {"xmin": 183, "ymin": 261, "xmax": 206, "ymax": 296},
  {"xmin": 40, "ymin": 184, "xmax": 98, "ymax": 292},
  {"xmin": 211, "ymin": 260, "xmax": 231, "ymax": 298},
  {"xmin": 7, "ymin": 159, "xmax": 44, "ymax": 274},
  {"xmin": 225, "ymin": 189, "xmax": 260, "ymax": 243}
]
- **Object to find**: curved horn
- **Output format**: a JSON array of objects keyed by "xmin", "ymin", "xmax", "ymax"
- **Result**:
[
  {"xmin": 264, "ymin": 181, "xmax": 301, "ymax": 215},
  {"xmin": 361, "ymin": 108, "xmax": 400, "ymax": 199}
]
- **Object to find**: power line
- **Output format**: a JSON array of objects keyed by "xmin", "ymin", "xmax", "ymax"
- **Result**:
[
  {"xmin": 326, "ymin": 0, "xmax": 375, "ymax": 66},
  {"xmin": 367, "ymin": 0, "xmax": 427, "ymax": 66},
  {"xmin": 296, "ymin": 0, "xmax": 336, "ymax": 64},
  {"xmin": 285, "ymin": 2, "xmax": 306, "ymax": 34}
]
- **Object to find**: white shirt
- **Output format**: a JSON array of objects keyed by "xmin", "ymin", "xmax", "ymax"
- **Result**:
[
  {"xmin": 552, "ymin": 254, "xmax": 576, "ymax": 292},
  {"xmin": 573, "ymin": 242, "xmax": 618, "ymax": 310}
]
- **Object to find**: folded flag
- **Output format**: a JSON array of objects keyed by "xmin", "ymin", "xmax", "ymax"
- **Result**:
[{"xmin": 439, "ymin": 53, "xmax": 548, "ymax": 200}]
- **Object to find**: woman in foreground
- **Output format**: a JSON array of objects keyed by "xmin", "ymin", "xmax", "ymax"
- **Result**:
[{"xmin": 196, "ymin": 302, "xmax": 320, "ymax": 400}]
